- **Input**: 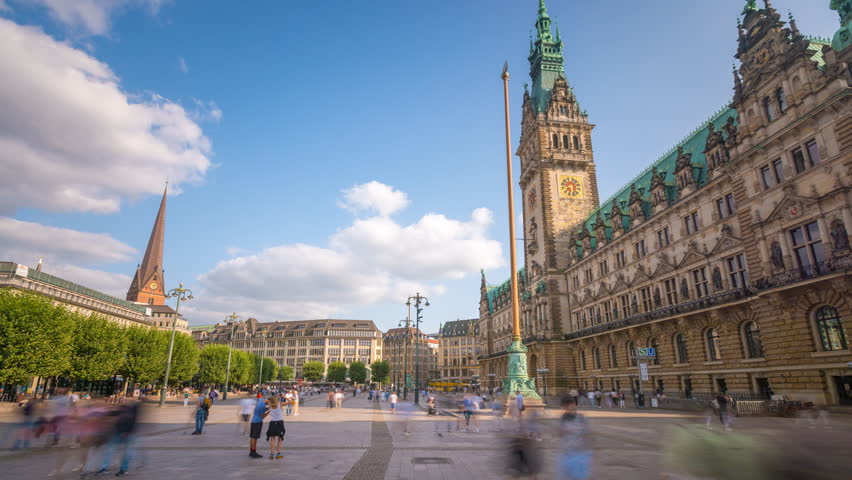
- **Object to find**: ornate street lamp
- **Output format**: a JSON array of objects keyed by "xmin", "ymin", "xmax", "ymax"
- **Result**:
[
  {"xmin": 500, "ymin": 62, "xmax": 539, "ymax": 401},
  {"xmin": 406, "ymin": 293, "xmax": 430, "ymax": 404},
  {"xmin": 159, "ymin": 283, "xmax": 193, "ymax": 407},
  {"xmin": 223, "ymin": 312, "xmax": 241, "ymax": 400}
]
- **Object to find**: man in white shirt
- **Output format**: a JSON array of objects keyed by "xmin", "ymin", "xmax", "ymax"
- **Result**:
[
  {"xmin": 389, "ymin": 392, "xmax": 398, "ymax": 414},
  {"xmin": 238, "ymin": 398, "xmax": 255, "ymax": 435},
  {"xmin": 334, "ymin": 390, "xmax": 344, "ymax": 409}
]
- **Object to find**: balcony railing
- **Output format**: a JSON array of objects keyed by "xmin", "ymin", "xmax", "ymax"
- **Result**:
[{"xmin": 564, "ymin": 254, "xmax": 850, "ymax": 341}]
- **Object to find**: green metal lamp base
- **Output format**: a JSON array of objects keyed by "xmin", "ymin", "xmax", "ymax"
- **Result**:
[{"xmin": 501, "ymin": 339, "xmax": 541, "ymax": 400}]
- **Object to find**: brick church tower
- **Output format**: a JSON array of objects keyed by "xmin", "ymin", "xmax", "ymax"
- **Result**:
[{"xmin": 126, "ymin": 187, "xmax": 168, "ymax": 305}]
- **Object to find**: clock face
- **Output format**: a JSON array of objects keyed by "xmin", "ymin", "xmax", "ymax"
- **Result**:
[
  {"xmin": 149, "ymin": 282, "xmax": 159, "ymax": 291},
  {"xmin": 558, "ymin": 176, "xmax": 583, "ymax": 198}
]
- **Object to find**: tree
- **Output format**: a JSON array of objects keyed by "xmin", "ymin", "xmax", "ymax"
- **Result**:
[
  {"xmin": 68, "ymin": 313, "xmax": 127, "ymax": 383},
  {"xmin": 166, "ymin": 333, "xmax": 199, "ymax": 385},
  {"xmin": 261, "ymin": 357, "xmax": 277, "ymax": 384},
  {"xmin": 326, "ymin": 361, "xmax": 347, "ymax": 383},
  {"xmin": 302, "ymin": 361, "xmax": 325, "ymax": 382},
  {"xmin": 277, "ymin": 365, "xmax": 294, "ymax": 382},
  {"xmin": 118, "ymin": 327, "xmax": 168, "ymax": 385},
  {"xmin": 230, "ymin": 350, "xmax": 252, "ymax": 386},
  {"xmin": 348, "ymin": 361, "xmax": 367, "ymax": 384},
  {"xmin": 198, "ymin": 345, "xmax": 229, "ymax": 385},
  {"xmin": 0, "ymin": 290, "xmax": 73, "ymax": 384},
  {"xmin": 370, "ymin": 360, "xmax": 390, "ymax": 385}
]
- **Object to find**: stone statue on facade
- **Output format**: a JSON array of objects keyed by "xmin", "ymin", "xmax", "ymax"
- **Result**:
[
  {"xmin": 680, "ymin": 278, "xmax": 690, "ymax": 300},
  {"xmin": 712, "ymin": 267, "xmax": 723, "ymax": 290},
  {"xmin": 831, "ymin": 220, "xmax": 850, "ymax": 251},
  {"xmin": 770, "ymin": 241, "xmax": 784, "ymax": 269}
]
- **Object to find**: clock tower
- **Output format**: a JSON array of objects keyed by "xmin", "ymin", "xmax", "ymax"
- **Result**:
[
  {"xmin": 126, "ymin": 186, "xmax": 168, "ymax": 306},
  {"xmin": 519, "ymin": 0, "xmax": 599, "ymax": 280}
]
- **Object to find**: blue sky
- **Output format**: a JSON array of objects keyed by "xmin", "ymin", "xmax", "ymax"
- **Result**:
[{"xmin": 0, "ymin": 0, "xmax": 839, "ymax": 331}]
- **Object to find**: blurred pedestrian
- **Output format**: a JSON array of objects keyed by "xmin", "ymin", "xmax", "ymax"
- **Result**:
[
  {"xmin": 96, "ymin": 399, "xmax": 141, "ymax": 476},
  {"xmin": 556, "ymin": 396, "xmax": 591, "ymax": 480},
  {"xmin": 390, "ymin": 391, "xmax": 398, "ymax": 414}
]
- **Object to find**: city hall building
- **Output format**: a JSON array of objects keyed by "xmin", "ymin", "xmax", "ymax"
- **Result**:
[{"xmin": 478, "ymin": 1, "xmax": 852, "ymax": 405}]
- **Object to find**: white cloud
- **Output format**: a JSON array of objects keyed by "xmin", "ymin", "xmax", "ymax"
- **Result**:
[
  {"xmin": 191, "ymin": 99, "xmax": 222, "ymax": 122},
  {"xmin": 0, "ymin": 217, "xmax": 136, "ymax": 297},
  {"xmin": 17, "ymin": 0, "xmax": 167, "ymax": 36},
  {"xmin": 178, "ymin": 56, "xmax": 188, "ymax": 73},
  {"xmin": 0, "ymin": 19, "xmax": 214, "ymax": 215},
  {"xmin": 0, "ymin": 1, "xmax": 9, "ymax": 12},
  {"xmin": 338, "ymin": 181, "xmax": 410, "ymax": 217},
  {"xmin": 191, "ymin": 183, "xmax": 504, "ymax": 323}
]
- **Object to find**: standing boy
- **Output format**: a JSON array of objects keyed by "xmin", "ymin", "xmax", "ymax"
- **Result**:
[{"xmin": 248, "ymin": 397, "xmax": 268, "ymax": 458}]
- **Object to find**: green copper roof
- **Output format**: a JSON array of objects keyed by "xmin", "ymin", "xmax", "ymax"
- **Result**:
[
  {"xmin": 528, "ymin": 0, "xmax": 565, "ymax": 112},
  {"xmin": 485, "ymin": 267, "xmax": 527, "ymax": 314},
  {"xmin": 742, "ymin": 0, "xmax": 758, "ymax": 15},
  {"xmin": 190, "ymin": 324, "xmax": 217, "ymax": 332},
  {"xmin": 572, "ymin": 106, "xmax": 738, "ymax": 257}
]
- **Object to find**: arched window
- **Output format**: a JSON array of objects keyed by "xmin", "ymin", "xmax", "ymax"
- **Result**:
[
  {"xmin": 573, "ymin": 135, "xmax": 580, "ymax": 150},
  {"xmin": 579, "ymin": 350, "xmax": 587, "ymax": 370},
  {"xmin": 649, "ymin": 337, "xmax": 660, "ymax": 365},
  {"xmin": 675, "ymin": 333, "xmax": 689, "ymax": 363},
  {"xmin": 562, "ymin": 135, "xmax": 569, "ymax": 148},
  {"xmin": 815, "ymin": 305, "xmax": 848, "ymax": 351},
  {"xmin": 552, "ymin": 134, "xmax": 559, "ymax": 148},
  {"xmin": 627, "ymin": 341, "xmax": 637, "ymax": 367},
  {"xmin": 609, "ymin": 344, "xmax": 618, "ymax": 368},
  {"xmin": 592, "ymin": 347, "xmax": 601, "ymax": 369},
  {"xmin": 743, "ymin": 321, "xmax": 763, "ymax": 358},
  {"xmin": 775, "ymin": 87, "xmax": 786, "ymax": 114},
  {"xmin": 706, "ymin": 328, "xmax": 721, "ymax": 361},
  {"xmin": 763, "ymin": 97, "xmax": 774, "ymax": 122}
]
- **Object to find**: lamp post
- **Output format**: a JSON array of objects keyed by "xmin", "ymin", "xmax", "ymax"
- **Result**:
[
  {"xmin": 398, "ymin": 316, "xmax": 410, "ymax": 400},
  {"xmin": 499, "ymin": 62, "xmax": 540, "ymax": 401},
  {"xmin": 406, "ymin": 293, "xmax": 430, "ymax": 405},
  {"xmin": 536, "ymin": 368, "xmax": 550, "ymax": 398},
  {"xmin": 223, "ymin": 312, "xmax": 241, "ymax": 400},
  {"xmin": 159, "ymin": 283, "xmax": 193, "ymax": 407}
]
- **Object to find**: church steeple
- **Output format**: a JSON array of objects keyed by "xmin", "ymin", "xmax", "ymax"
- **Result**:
[
  {"xmin": 126, "ymin": 185, "xmax": 168, "ymax": 305},
  {"xmin": 528, "ymin": 0, "xmax": 565, "ymax": 112}
]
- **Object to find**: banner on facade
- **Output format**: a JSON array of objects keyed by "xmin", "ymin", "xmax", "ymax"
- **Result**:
[{"xmin": 15, "ymin": 264, "xmax": 29, "ymax": 278}]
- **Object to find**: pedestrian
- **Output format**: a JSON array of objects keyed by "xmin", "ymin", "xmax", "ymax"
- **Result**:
[
  {"xmin": 618, "ymin": 391, "xmax": 625, "ymax": 408},
  {"xmin": 327, "ymin": 390, "xmax": 335, "ymax": 409},
  {"xmin": 265, "ymin": 396, "xmax": 287, "ymax": 459},
  {"xmin": 557, "ymin": 396, "xmax": 591, "ymax": 480},
  {"xmin": 569, "ymin": 388, "xmax": 579, "ymax": 407},
  {"xmin": 335, "ymin": 390, "xmax": 344, "ymax": 409},
  {"xmin": 462, "ymin": 393, "xmax": 475, "ymax": 431},
  {"xmin": 714, "ymin": 394, "xmax": 732, "ymax": 431},
  {"xmin": 586, "ymin": 390, "xmax": 596, "ymax": 409},
  {"xmin": 491, "ymin": 395, "xmax": 505, "ymax": 432},
  {"xmin": 192, "ymin": 394, "xmax": 209, "ymax": 435},
  {"xmin": 96, "ymin": 399, "xmax": 141, "ymax": 477},
  {"xmin": 248, "ymin": 396, "xmax": 269, "ymax": 458},
  {"xmin": 183, "ymin": 389, "xmax": 190, "ymax": 407},
  {"xmin": 389, "ymin": 391, "xmax": 398, "ymax": 414}
]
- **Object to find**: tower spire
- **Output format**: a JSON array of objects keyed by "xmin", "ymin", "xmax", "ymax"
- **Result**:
[
  {"xmin": 528, "ymin": 0, "xmax": 565, "ymax": 112},
  {"xmin": 126, "ymin": 185, "xmax": 168, "ymax": 305}
]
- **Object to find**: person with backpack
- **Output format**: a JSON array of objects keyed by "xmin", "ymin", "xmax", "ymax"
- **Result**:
[{"xmin": 191, "ymin": 393, "xmax": 209, "ymax": 435}]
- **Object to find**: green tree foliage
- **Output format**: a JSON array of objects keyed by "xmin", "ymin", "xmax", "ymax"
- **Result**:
[
  {"xmin": 370, "ymin": 360, "xmax": 390, "ymax": 384},
  {"xmin": 302, "ymin": 361, "xmax": 325, "ymax": 382},
  {"xmin": 230, "ymin": 350, "xmax": 252, "ymax": 386},
  {"xmin": 326, "ymin": 361, "xmax": 347, "ymax": 383},
  {"xmin": 167, "ymin": 333, "xmax": 200, "ymax": 385},
  {"xmin": 348, "ymin": 361, "xmax": 367, "ymax": 384},
  {"xmin": 119, "ymin": 327, "xmax": 168, "ymax": 384},
  {"xmin": 261, "ymin": 357, "xmax": 277, "ymax": 384},
  {"xmin": 277, "ymin": 364, "xmax": 294, "ymax": 381},
  {"xmin": 0, "ymin": 290, "xmax": 74, "ymax": 384},
  {"xmin": 68, "ymin": 313, "xmax": 127, "ymax": 382},
  {"xmin": 198, "ymin": 344, "xmax": 229, "ymax": 385}
]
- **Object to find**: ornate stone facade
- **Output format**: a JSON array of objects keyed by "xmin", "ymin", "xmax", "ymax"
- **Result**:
[
  {"xmin": 195, "ymin": 318, "xmax": 383, "ymax": 380},
  {"xmin": 383, "ymin": 327, "xmax": 431, "ymax": 390},
  {"xmin": 479, "ymin": 0, "xmax": 852, "ymax": 405}
]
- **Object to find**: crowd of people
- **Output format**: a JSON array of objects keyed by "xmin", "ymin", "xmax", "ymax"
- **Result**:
[{"xmin": 9, "ymin": 388, "xmax": 143, "ymax": 477}]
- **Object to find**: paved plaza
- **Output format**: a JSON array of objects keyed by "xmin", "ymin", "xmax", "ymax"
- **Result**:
[{"xmin": 1, "ymin": 394, "xmax": 850, "ymax": 479}]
